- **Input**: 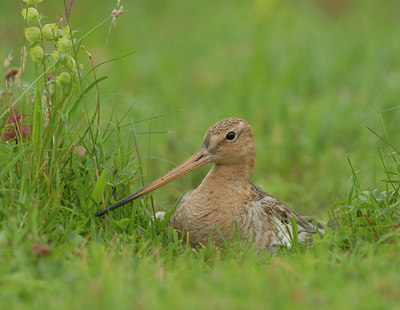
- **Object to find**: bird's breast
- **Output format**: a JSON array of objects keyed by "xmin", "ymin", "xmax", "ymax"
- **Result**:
[{"xmin": 168, "ymin": 183, "xmax": 253, "ymax": 246}]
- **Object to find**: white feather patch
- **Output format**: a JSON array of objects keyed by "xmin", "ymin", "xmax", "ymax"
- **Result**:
[{"xmin": 271, "ymin": 217, "xmax": 310, "ymax": 247}]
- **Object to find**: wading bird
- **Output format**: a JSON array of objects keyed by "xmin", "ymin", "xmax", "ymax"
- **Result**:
[{"xmin": 96, "ymin": 118, "xmax": 321, "ymax": 251}]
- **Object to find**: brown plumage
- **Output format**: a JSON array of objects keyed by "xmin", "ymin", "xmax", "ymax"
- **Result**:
[{"xmin": 96, "ymin": 118, "xmax": 320, "ymax": 251}]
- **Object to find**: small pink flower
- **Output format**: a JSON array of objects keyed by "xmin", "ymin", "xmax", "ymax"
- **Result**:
[
  {"xmin": 111, "ymin": 5, "xmax": 127, "ymax": 28},
  {"xmin": 1, "ymin": 108, "xmax": 32, "ymax": 143}
]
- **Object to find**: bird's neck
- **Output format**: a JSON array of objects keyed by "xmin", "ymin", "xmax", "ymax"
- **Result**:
[
  {"xmin": 187, "ymin": 163, "xmax": 254, "ymax": 215},
  {"xmin": 196, "ymin": 163, "xmax": 253, "ymax": 194}
]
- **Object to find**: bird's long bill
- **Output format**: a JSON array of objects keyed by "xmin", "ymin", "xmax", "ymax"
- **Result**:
[{"xmin": 95, "ymin": 146, "xmax": 211, "ymax": 217}]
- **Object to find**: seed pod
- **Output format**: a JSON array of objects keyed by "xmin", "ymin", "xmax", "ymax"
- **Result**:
[
  {"xmin": 21, "ymin": 8, "xmax": 40, "ymax": 24},
  {"xmin": 57, "ymin": 36, "xmax": 71, "ymax": 53},
  {"xmin": 29, "ymin": 46, "xmax": 44, "ymax": 63},
  {"xmin": 65, "ymin": 55, "xmax": 77, "ymax": 71},
  {"xmin": 42, "ymin": 23, "xmax": 58, "ymax": 41},
  {"xmin": 25, "ymin": 27, "xmax": 41, "ymax": 43},
  {"xmin": 73, "ymin": 146, "xmax": 88, "ymax": 162},
  {"xmin": 55, "ymin": 72, "xmax": 71, "ymax": 87}
]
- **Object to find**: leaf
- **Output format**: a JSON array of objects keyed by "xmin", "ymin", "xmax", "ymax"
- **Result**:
[
  {"xmin": 114, "ymin": 218, "xmax": 130, "ymax": 232},
  {"xmin": 91, "ymin": 168, "xmax": 109, "ymax": 205}
]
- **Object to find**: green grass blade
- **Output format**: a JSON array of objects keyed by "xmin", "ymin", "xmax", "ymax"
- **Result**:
[
  {"xmin": 70, "ymin": 76, "xmax": 108, "ymax": 113},
  {"xmin": 0, "ymin": 148, "xmax": 28, "ymax": 180},
  {"xmin": 31, "ymin": 78, "xmax": 42, "ymax": 170},
  {"xmin": 86, "ymin": 48, "xmax": 142, "ymax": 74},
  {"xmin": 91, "ymin": 168, "xmax": 109, "ymax": 207}
]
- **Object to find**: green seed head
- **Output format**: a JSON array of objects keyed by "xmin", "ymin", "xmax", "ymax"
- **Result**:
[
  {"xmin": 65, "ymin": 55, "xmax": 77, "ymax": 71},
  {"xmin": 56, "ymin": 72, "xmax": 72, "ymax": 87},
  {"xmin": 42, "ymin": 23, "xmax": 58, "ymax": 41},
  {"xmin": 21, "ymin": 8, "xmax": 40, "ymax": 24},
  {"xmin": 24, "ymin": 27, "xmax": 41, "ymax": 43},
  {"xmin": 73, "ymin": 146, "xmax": 88, "ymax": 162},
  {"xmin": 29, "ymin": 46, "xmax": 44, "ymax": 63},
  {"xmin": 57, "ymin": 36, "xmax": 71, "ymax": 53}
]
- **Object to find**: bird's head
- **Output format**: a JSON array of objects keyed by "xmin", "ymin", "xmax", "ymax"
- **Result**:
[{"xmin": 202, "ymin": 117, "xmax": 256, "ymax": 166}]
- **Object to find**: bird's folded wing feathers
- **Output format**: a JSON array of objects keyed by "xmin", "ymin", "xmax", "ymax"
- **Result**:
[{"xmin": 250, "ymin": 183, "xmax": 316, "ymax": 234}]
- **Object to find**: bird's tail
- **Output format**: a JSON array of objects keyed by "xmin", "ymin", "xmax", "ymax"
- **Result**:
[{"xmin": 304, "ymin": 217, "xmax": 338, "ymax": 236}]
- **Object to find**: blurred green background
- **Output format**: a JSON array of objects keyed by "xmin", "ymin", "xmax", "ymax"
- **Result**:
[{"xmin": 2, "ymin": 0, "xmax": 400, "ymax": 216}]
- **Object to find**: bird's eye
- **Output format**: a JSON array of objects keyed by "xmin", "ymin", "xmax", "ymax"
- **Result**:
[{"xmin": 226, "ymin": 131, "xmax": 236, "ymax": 140}]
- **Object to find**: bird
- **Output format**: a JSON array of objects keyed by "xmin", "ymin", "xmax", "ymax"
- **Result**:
[{"xmin": 96, "ymin": 117, "xmax": 322, "ymax": 252}]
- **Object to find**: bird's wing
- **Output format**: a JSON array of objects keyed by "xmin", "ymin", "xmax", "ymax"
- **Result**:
[{"xmin": 250, "ymin": 183, "xmax": 318, "ymax": 245}]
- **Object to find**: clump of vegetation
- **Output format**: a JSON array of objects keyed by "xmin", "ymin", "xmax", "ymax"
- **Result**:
[
  {"xmin": 329, "ymin": 149, "xmax": 400, "ymax": 251},
  {"xmin": 0, "ymin": 0, "xmax": 155, "ymax": 250}
]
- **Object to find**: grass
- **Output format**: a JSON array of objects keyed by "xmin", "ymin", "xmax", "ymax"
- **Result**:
[{"xmin": 1, "ymin": 0, "xmax": 400, "ymax": 309}]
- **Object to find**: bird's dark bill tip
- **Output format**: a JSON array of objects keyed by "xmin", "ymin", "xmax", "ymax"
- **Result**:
[{"xmin": 95, "ymin": 209, "xmax": 108, "ymax": 217}]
